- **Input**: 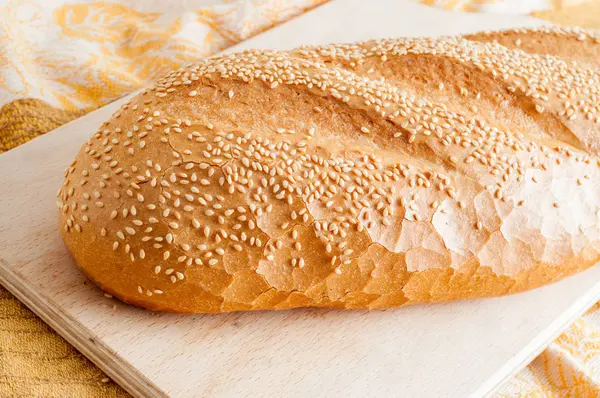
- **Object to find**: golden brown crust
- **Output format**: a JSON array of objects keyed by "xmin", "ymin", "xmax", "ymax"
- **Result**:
[{"xmin": 58, "ymin": 27, "xmax": 600, "ymax": 313}]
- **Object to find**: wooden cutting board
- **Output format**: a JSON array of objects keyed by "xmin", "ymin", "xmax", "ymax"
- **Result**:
[{"xmin": 2, "ymin": 1, "xmax": 600, "ymax": 397}]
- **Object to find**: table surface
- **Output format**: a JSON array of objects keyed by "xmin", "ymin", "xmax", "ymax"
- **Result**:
[{"xmin": 3, "ymin": 1, "xmax": 600, "ymax": 397}]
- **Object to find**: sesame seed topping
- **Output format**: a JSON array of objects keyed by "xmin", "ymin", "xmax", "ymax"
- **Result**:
[{"xmin": 57, "ymin": 27, "xmax": 600, "ymax": 304}]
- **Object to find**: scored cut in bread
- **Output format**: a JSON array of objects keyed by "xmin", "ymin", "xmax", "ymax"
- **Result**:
[{"xmin": 57, "ymin": 27, "xmax": 600, "ymax": 313}]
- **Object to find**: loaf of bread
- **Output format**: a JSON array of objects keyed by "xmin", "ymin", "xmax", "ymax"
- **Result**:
[{"xmin": 57, "ymin": 27, "xmax": 600, "ymax": 313}]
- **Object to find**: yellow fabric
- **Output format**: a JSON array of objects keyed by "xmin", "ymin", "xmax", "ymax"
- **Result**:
[
  {"xmin": 1, "ymin": 0, "xmax": 600, "ymax": 396},
  {"xmin": 420, "ymin": 0, "xmax": 589, "ymax": 13},
  {"xmin": 532, "ymin": 0, "xmax": 600, "ymax": 28}
]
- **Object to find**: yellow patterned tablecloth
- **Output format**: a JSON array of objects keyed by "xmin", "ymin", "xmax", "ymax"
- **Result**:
[{"xmin": 2, "ymin": 0, "xmax": 600, "ymax": 396}]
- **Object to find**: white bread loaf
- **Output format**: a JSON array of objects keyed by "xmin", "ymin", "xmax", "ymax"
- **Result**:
[{"xmin": 57, "ymin": 27, "xmax": 600, "ymax": 313}]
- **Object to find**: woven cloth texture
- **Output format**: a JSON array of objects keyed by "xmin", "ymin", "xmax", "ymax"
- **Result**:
[{"xmin": 1, "ymin": 0, "xmax": 600, "ymax": 396}]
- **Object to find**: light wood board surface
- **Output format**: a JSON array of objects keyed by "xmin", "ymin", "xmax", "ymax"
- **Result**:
[{"xmin": 2, "ymin": 1, "xmax": 600, "ymax": 397}]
